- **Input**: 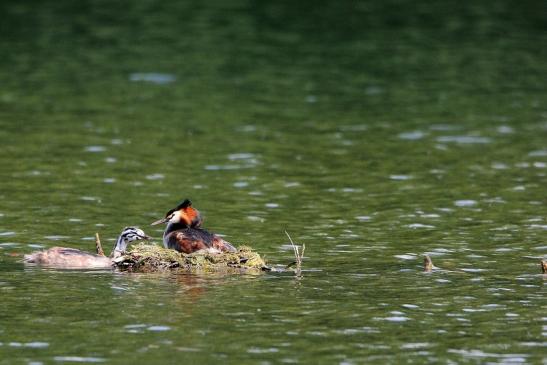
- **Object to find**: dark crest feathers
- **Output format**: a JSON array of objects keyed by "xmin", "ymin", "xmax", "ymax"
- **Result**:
[
  {"xmin": 176, "ymin": 199, "xmax": 192, "ymax": 210},
  {"xmin": 165, "ymin": 199, "xmax": 192, "ymax": 217}
]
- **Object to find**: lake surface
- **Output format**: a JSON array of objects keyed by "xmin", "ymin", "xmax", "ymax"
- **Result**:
[{"xmin": 0, "ymin": 0, "xmax": 546, "ymax": 364}]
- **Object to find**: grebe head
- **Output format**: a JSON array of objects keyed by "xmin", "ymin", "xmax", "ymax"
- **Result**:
[
  {"xmin": 151, "ymin": 199, "xmax": 202, "ymax": 228},
  {"xmin": 112, "ymin": 227, "xmax": 150, "ymax": 257}
]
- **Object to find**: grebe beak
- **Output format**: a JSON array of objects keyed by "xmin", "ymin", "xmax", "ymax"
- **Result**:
[{"xmin": 151, "ymin": 217, "xmax": 168, "ymax": 226}]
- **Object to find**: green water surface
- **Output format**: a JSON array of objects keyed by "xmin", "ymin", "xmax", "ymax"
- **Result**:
[{"xmin": 0, "ymin": 1, "xmax": 546, "ymax": 364}]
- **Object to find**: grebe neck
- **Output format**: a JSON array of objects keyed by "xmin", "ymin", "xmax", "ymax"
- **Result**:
[
  {"xmin": 111, "ymin": 235, "xmax": 126, "ymax": 258},
  {"xmin": 164, "ymin": 222, "xmax": 189, "ymax": 237}
]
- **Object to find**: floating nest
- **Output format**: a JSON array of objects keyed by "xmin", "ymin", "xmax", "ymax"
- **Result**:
[{"xmin": 112, "ymin": 243, "xmax": 268, "ymax": 273}]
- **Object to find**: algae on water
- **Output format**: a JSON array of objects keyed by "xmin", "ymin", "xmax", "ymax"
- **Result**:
[{"xmin": 113, "ymin": 243, "xmax": 267, "ymax": 273}]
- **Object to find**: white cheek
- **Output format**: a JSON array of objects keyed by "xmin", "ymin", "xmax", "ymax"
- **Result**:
[{"xmin": 169, "ymin": 211, "xmax": 181, "ymax": 223}]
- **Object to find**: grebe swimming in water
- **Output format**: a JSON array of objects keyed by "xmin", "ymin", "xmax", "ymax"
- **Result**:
[
  {"xmin": 24, "ymin": 227, "xmax": 150, "ymax": 268},
  {"xmin": 151, "ymin": 199, "xmax": 237, "ymax": 254}
]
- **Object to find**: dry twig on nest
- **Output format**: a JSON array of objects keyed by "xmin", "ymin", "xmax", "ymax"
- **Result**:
[{"xmin": 95, "ymin": 233, "xmax": 105, "ymax": 257}]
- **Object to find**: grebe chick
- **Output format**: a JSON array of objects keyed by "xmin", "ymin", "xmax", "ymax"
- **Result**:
[
  {"xmin": 151, "ymin": 199, "xmax": 237, "ymax": 254},
  {"xmin": 24, "ymin": 227, "xmax": 150, "ymax": 269}
]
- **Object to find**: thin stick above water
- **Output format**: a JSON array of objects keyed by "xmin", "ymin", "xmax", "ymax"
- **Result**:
[
  {"xmin": 285, "ymin": 231, "xmax": 305, "ymax": 276},
  {"xmin": 424, "ymin": 255, "xmax": 433, "ymax": 272}
]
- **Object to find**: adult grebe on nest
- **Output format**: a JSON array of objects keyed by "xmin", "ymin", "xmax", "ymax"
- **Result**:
[
  {"xmin": 24, "ymin": 227, "xmax": 150, "ymax": 268},
  {"xmin": 151, "ymin": 199, "xmax": 237, "ymax": 254}
]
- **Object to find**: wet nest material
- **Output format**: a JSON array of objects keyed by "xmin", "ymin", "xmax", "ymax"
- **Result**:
[{"xmin": 113, "ymin": 243, "xmax": 268, "ymax": 273}]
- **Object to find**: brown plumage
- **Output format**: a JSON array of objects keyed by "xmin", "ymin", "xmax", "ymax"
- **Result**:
[
  {"xmin": 164, "ymin": 226, "xmax": 237, "ymax": 253},
  {"xmin": 24, "ymin": 227, "xmax": 150, "ymax": 269},
  {"xmin": 24, "ymin": 247, "xmax": 113, "ymax": 268}
]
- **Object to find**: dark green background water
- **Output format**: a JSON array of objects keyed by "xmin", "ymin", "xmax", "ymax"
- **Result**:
[{"xmin": 1, "ymin": 1, "xmax": 546, "ymax": 364}]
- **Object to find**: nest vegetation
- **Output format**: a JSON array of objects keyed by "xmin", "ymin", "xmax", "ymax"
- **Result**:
[{"xmin": 113, "ymin": 243, "xmax": 267, "ymax": 273}]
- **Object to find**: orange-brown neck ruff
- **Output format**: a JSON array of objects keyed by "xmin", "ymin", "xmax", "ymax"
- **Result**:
[{"xmin": 180, "ymin": 207, "xmax": 201, "ymax": 227}]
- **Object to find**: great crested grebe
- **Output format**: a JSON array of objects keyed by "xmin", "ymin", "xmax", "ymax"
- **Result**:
[
  {"xmin": 151, "ymin": 199, "xmax": 237, "ymax": 254},
  {"xmin": 24, "ymin": 227, "xmax": 150, "ymax": 268}
]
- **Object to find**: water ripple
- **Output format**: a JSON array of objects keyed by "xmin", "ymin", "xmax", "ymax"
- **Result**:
[
  {"xmin": 53, "ymin": 356, "xmax": 106, "ymax": 363},
  {"xmin": 247, "ymin": 347, "xmax": 279, "ymax": 354},
  {"xmin": 528, "ymin": 149, "xmax": 547, "ymax": 157},
  {"xmin": 147, "ymin": 325, "xmax": 171, "ymax": 332},
  {"xmin": 454, "ymin": 200, "xmax": 477, "ymax": 207},
  {"xmin": 84, "ymin": 146, "xmax": 106, "ymax": 153},
  {"xmin": 146, "ymin": 174, "xmax": 164, "ymax": 180},
  {"xmin": 44, "ymin": 235, "xmax": 70, "ymax": 241},
  {"xmin": 377, "ymin": 316, "xmax": 410, "ymax": 322},
  {"xmin": 390, "ymin": 174, "xmax": 413, "ymax": 181},
  {"xmin": 407, "ymin": 223, "xmax": 435, "ymax": 229},
  {"xmin": 394, "ymin": 254, "xmax": 416, "ymax": 260},
  {"xmin": 436, "ymin": 136, "xmax": 492, "ymax": 144},
  {"xmin": 129, "ymin": 73, "xmax": 176, "ymax": 84},
  {"xmin": 5, "ymin": 341, "xmax": 49, "ymax": 348},
  {"xmin": 398, "ymin": 131, "xmax": 427, "ymax": 140},
  {"xmin": 228, "ymin": 153, "xmax": 255, "ymax": 160}
]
